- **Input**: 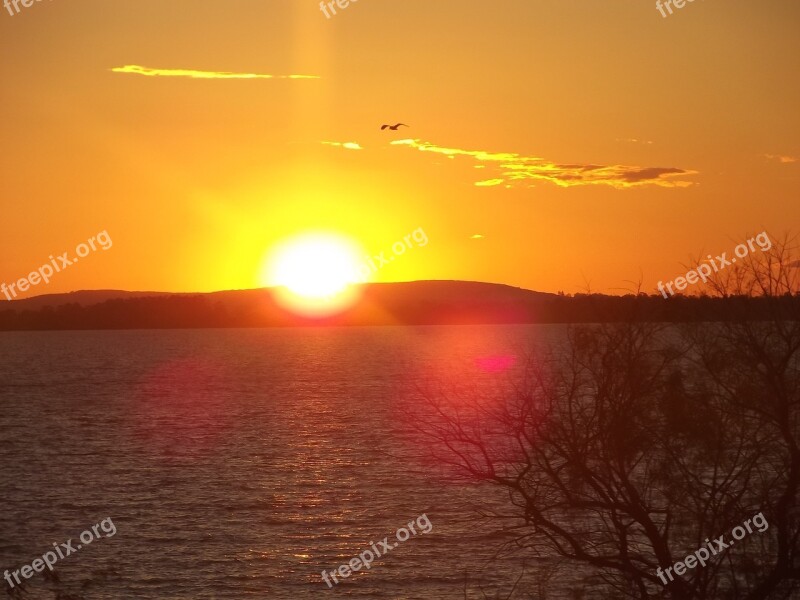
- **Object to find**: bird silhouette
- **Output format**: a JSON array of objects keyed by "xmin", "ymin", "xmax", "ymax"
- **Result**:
[{"xmin": 381, "ymin": 123, "xmax": 408, "ymax": 130}]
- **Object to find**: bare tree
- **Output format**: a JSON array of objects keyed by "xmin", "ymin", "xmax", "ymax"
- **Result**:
[{"xmin": 410, "ymin": 234, "xmax": 800, "ymax": 599}]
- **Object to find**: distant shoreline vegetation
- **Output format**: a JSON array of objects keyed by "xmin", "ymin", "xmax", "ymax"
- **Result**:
[{"xmin": 0, "ymin": 281, "xmax": 798, "ymax": 331}]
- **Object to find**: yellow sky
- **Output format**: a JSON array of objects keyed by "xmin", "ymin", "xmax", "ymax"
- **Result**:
[{"xmin": 1, "ymin": 0, "xmax": 798, "ymax": 297}]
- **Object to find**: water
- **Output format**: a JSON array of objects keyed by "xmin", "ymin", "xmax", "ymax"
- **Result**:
[{"xmin": 0, "ymin": 325, "xmax": 568, "ymax": 599}]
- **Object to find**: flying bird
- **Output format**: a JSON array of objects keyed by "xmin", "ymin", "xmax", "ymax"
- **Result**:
[{"xmin": 381, "ymin": 123, "xmax": 408, "ymax": 130}]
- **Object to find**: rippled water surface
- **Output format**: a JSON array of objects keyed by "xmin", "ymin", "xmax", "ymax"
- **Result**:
[{"xmin": 0, "ymin": 326, "xmax": 567, "ymax": 599}]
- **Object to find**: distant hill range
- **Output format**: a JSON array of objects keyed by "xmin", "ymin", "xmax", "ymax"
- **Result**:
[{"xmin": 0, "ymin": 281, "xmax": 796, "ymax": 330}]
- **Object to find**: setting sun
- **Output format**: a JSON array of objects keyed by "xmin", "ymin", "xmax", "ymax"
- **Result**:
[{"xmin": 262, "ymin": 232, "xmax": 365, "ymax": 317}]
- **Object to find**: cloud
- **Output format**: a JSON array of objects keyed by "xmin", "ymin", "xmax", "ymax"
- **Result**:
[
  {"xmin": 390, "ymin": 139, "xmax": 696, "ymax": 189},
  {"xmin": 321, "ymin": 141, "xmax": 363, "ymax": 150},
  {"xmin": 111, "ymin": 65, "xmax": 320, "ymax": 80},
  {"xmin": 765, "ymin": 154, "xmax": 798, "ymax": 164}
]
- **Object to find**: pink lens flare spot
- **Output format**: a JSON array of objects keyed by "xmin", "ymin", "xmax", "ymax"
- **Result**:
[
  {"xmin": 475, "ymin": 355, "xmax": 517, "ymax": 373},
  {"xmin": 130, "ymin": 358, "xmax": 234, "ymax": 461}
]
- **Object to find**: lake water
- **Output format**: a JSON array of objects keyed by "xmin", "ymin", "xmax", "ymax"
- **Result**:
[{"xmin": 0, "ymin": 325, "xmax": 569, "ymax": 599}]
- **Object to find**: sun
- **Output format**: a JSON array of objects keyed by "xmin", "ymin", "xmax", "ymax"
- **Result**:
[{"xmin": 262, "ymin": 232, "xmax": 365, "ymax": 317}]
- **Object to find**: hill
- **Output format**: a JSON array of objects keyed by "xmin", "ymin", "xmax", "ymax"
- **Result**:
[{"xmin": 0, "ymin": 280, "xmax": 796, "ymax": 330}]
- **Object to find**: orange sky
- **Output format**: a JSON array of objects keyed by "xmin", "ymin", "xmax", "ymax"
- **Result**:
[{"xmin": 1, "ymin": 0, "xmax": 798, "ymax": 298}]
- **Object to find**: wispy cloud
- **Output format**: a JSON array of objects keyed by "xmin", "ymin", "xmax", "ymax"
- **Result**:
[
  {"xmin": 617, "ymin": 138, "xmax": 654, "ymax": 145},
  {"xmin": 321, "ymin": 141, "xmax": 363, "ymax": 150},
  {"xmin": 475, "ymin": 179, "xmax": 505, "ymax": 187},
  {"xmin": 765, "ymin": 153, "xmax": 798, "ymax": 164},
  {"xmin": 390, "ymin": 139, "xmax": 696, "ymax": 189},
  {"xmin": 111, "ymin": 65, "xmax": 320, "ymax": 80}
]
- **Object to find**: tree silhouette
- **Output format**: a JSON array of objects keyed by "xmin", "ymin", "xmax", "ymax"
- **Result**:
[{"xmin": 412, "ymin": 234, "xmax": 800, "ymax": 599}]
